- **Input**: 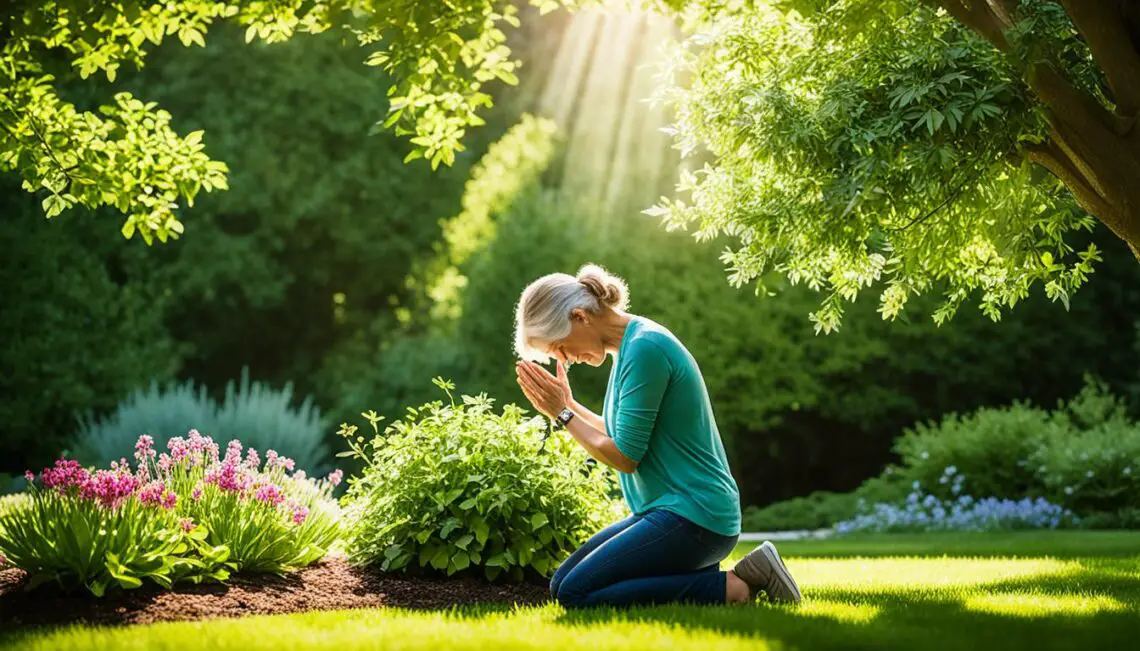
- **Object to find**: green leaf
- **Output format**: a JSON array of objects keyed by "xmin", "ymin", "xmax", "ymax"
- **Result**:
[
  {"xmin": 42, "ymin": 194, "xmax": 67, "ymax": 219},
  {"xmin": 430, "ymin": 546, "xmax": 450, "ymax": 570},
  {"xmin": 530, "ymin": 513, "xmax": 548, "ymax": 531},
  {"xmin": 451, "ymin": 550, "xmax": 470, "ymax": 572}
]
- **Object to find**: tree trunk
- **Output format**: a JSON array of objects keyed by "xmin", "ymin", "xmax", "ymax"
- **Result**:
[{"xmin": 937, "ymin": 0, "xmax": 1140, "ymax": 261}]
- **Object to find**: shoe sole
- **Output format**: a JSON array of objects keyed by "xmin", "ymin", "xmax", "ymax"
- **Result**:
[{"xmin": 760, "ymin": 541, "xmax": 802, "ymax": 603}]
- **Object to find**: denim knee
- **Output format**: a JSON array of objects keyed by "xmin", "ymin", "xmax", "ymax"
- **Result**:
[{"xmin": 554, "ymin": 573, "xmax": 590, "ymax": 609}]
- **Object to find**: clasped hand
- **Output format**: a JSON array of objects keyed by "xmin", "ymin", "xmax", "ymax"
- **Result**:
[{"xmin": 515, "ymin": 360, "xmax": 572, "ymax": 420}]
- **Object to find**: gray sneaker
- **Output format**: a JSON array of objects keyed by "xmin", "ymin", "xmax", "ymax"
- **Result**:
[{"xmin": 731, "ymin": 541, "xmax": 802, "ymax": 604}]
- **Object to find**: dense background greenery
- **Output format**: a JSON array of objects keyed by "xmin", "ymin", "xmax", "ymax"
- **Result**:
[{"xmin": 3, "ymin": 6, "xmax": 1139, "ymax": 523}]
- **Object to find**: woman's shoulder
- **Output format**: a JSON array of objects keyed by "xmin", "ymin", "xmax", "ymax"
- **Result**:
[{"xmin": 627, "ymin": 318, "xmax": 683, "ymax": 359}]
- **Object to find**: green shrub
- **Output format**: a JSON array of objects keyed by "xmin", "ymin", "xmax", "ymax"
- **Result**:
[
  {"xmin": 340, "ymin": 379, "xmax": 625, "ymax": 581},
  {"xmin": 75, "ymin": 368, "xmax": 330, "ymax": 474},
  {"xmin": 891, "ymin": 378, "xmax": 1139, "ymax": 521},
  {"xmin": 1029, "ymin": 420, "xmax": 1140, "ymax": 516},
  {"xmin": 893, "ymin": 402, "xmax": 1053, "ymax": 500},
  {"xmin": 742, "ymin": 473, "xmax": 909, "ymax": 531},
  {"xmin": 0, "ymin": 187, "xmax": 180, "ymax": 472}
]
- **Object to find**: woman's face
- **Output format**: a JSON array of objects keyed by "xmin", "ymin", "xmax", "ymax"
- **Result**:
[{"xmin": 538, "ymin": 309, "xmax": 607, "ymax": 367}]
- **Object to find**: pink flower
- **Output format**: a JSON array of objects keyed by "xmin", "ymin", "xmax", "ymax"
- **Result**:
[
  {"xmin": 161, "ymin": 490, "xmax": 177, "ymax": 510},
  {"xmin": 266, "ymin": 449, "xmax": 279, "ymax": 468},
  {"xmin": 282, "ymin": 458, "xmax": 295, "ymax": 472},
  {"xmin": 41, "ymin": 459, "xmax": 89, "ymax": 492},
  {"xmin": 191, "ymin": 484, "xmax": 203, "ymax": 501},
  {"xmin": 24, "ymin": 470, "xmax": 34, "ymax": 483},
  {"xmin": 291, "ymin": 503, "xmax": 309, "ymax": 525},
  {"xmin": 187, "ymin": 429, "xmax": 219, "ymax": 463},
  {"xmin": 254, "ymin": 483, "xmax": 285, "ymax": 507},
  {"xmin": 157, "ymin": 453, "xmax": 173, "ymax": 473},
  {"xmin": 134, "ymin": 435, "xmax": 157, "ymax": 465},
  {"xmin": 79, "ymin": 468, "xmax": 139, "ymax": 509},
  {"xmin": 168, "ymin": 436, "xmax": 190, "ymax": 463},
  {"xmin": 327, "ymin": 469, "xmax": 343, "ymax": 487},
  {"xmin": 138, "ymin": 481, "xmax": 166, "ymax": 507},
  {"xmin": 244, "ymin": 447, "xmax": 260, "ymax": 471},
  {"xmin": 180, "ymin": 518, "xmax": 196, "ymax": 532},
  {"xmin": 223, "ymin": 440, "xmax": 243, "ymax": 466},
  {"xmin": 204, "ymin": 462, "xmax": 244, "ymax": 493},
  {"xmin": 293, "ymin": 470, "xmax": 307, "ymax": 481}
]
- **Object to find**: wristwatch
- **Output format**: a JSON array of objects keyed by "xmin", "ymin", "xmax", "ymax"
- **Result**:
[{"xmin": 555, "ymin": 407, "xmax": 575, "ymax": 428}]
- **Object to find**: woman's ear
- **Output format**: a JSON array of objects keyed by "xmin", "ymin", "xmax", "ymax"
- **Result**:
[{"xmin": 571, "ymin": 308, "xmax": 590, "ymax": 325}]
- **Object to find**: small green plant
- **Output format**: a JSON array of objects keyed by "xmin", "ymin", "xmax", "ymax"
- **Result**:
[
  {"xmin": 0, "ymin": 460, "xmax": 231, "ymax": 595},
  {"xmin": 340, "ymin": 378, "xmax": 624, "ymax": 581},
  {"xmin": 75, "ymin": 367, "xmax": 331, "ymax": 474}
]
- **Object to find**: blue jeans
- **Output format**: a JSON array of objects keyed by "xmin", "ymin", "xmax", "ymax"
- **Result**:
[{"xmin": 550, "ymin": 508, "xmax": 739, "ymax": 608}]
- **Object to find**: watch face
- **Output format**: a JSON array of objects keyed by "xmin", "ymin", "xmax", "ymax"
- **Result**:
[{"xmin": 558, "ymin": 408, "xmax": 574, "ymax": 422}]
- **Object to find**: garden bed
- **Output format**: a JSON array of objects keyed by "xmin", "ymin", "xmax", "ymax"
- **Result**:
[{"xmin": 0, "ymin": 555, "xmax": 551, "ymax": 628}]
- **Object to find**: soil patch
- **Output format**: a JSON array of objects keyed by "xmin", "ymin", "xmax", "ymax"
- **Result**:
[{"xmin": 0, "ymin": 557, "xmax": 552, "ymax": 628}]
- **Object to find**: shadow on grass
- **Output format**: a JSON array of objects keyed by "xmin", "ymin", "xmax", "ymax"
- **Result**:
[
  {"xmin": 547, "ymin": 558, "xmax": 1140, "ymax": 651},
  {"xmin": 738, "ymin": 531, "xmax": 1140, "ymax": 560}
]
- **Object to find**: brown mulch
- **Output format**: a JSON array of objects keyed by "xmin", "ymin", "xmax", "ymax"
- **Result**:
[{"xmin": 0, "ymin": 557, "xmax": 553, "ymax": 629}]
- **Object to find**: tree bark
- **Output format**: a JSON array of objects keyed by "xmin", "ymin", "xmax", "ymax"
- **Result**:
[{"xmin": 935, "ymin": 0, "xmax": 1140, "ymax": 261}]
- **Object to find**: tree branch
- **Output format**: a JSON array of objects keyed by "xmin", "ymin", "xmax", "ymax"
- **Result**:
[
  {"xmin": 1027, "ymin": 140, "xmax": 1113, "ymax": 219},
  {"xmin": 1058, "ymin": 0, "xmax": 1140, "ymax": 115},
  {"xmin": 935, "ymin": 0, "xmax": 1010, "ymax": 50}
]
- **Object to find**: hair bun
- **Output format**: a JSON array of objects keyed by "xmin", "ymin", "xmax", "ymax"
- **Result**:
[{"xmin": 576, "ymin": 264, "xmax": 629, "ymax": 310}]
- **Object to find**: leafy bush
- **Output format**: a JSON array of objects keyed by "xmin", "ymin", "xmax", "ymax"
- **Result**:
[
  {"xmin": 75, "ymin": 368, "xmax": 330, "ymax": 474},
  {"xmin": 1029, "ymin": 420, "xmax": 1140, "ymax": 517},
  {"xmin": 340, "ymin": 379, "xmax": 624, "ymax": 581},
  {"xmin": 835, "ymin": 470, "xmax": 1078, "ymax": 534},
  {"xmin": 893, "ymin": 402, "xmax": 1052, "ymax": 500},
  {"xmin": 0, "ymin": 433, "xmax": 341, "ymax": 596},
  {"xmin": 742, "ymin": 473, "xmax": 909, "ymax": 531},
  {"xmin": 894, "ymin": 379, "xmax": 1140, "ymax": 517},
  {"xmin": 0, "ymin": 187, "xmax": 180, "ymax": 472}
]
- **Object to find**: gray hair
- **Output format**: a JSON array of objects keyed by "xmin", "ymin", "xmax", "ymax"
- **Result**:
[{"xmin": 513, "ymin": 263, "xmax": 629, "ymax": 362}]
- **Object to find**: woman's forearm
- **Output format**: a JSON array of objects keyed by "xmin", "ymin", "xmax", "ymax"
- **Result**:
[
  {"xmin": 562, "ymin": 416, "xmax": 637, "ymax": 474},
  {"xmin": 569, "ymin": 398, "xmax": 606, "ymax": 432}
]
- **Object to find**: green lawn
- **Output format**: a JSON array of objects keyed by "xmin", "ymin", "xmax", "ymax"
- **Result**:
[{"xmin": 4, "ymin": 532, "xmax": 1139, "ymax": 651}]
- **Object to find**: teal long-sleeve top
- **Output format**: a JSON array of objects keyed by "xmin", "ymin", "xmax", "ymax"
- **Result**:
[{"xmin": 602, "ymin": 315, "xmax": 742, "ymax": 536}]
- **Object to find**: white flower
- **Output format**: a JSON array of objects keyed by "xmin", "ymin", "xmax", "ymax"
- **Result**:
[
  {"xmin": 1086, "ymin": 470, "xmax": 1094, "ymax": 478},
  {"xmin": 1124, "ymin": 467, "xmax": 1132, "ymax": 476},
  {"xmin": 920, "ymin": 451, "xmax": 929, "ymax": 460},
  {"xmin": 1064, "ymin": 486, "xmax": 1074, "ymax": 495}
]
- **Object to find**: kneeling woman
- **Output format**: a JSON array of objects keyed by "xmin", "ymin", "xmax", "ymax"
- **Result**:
[{"xmin": 513, "ymin": 264, "xmax": 802, "ymax": 609}]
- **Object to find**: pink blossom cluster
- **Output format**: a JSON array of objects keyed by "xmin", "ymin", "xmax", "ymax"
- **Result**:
[
  {"xmin": 134, "ymin": 434, "xmax": 158, "ymax": 466},
  {"xmin": 264, "ymin": 450, "xmax": 295, "ymax": 472},
  {"xmin": 79, "ymin": 469, "xmax": 140, "ymax": 509},
  {"xmin": 289, "ymin": 502, "xmax": 309, "ymax": 525},
  {"xmin": 203, "ymin": 461, "xmax": 249, "ymax": 493},
  {"xmin": 32, "ymin": 459, "xmax": 142, "ymax": 510},
  {"xmin": 25, "ymin": 433, "xmax": 339, "ymax": 529},
  {"xmin": 138, "ymin": 481, "xmax": 178, "ymax": 510},
  {"xmin": 254, "ymin": 483, "xmax": 285, "ymax": 506},
  {"xmin": 40, "ymin": 459, "xmax": 89, "ymax": 490}
]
